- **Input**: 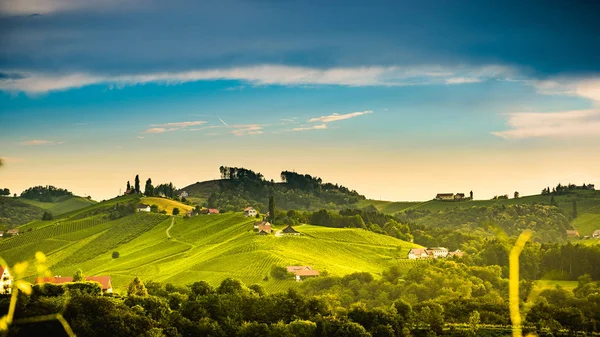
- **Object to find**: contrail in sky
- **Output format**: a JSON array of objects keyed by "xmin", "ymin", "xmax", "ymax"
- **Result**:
[{"xmin": 219, "ymin": 118, "xmax": 228, "ymax": 126}]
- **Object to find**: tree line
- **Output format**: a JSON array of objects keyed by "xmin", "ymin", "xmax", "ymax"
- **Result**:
[
  {"xmin": 20, "ymin": 185, "xmax": 73, "ymax": 202},
  {"xmin": 125, "ymin": 175, "xmax": 177, "ymax": 199},
  {"xmin": 4, "ymin": 260, "xmax": 599, "ymax": 336},
  {"xmin": 542, "ymin": 183, "xmax": 595, "ymax": 195}
]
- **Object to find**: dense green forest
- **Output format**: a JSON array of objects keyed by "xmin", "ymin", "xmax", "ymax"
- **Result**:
[
  {"xmin": 197, "ymin": 167, "xmax": 366, "ymax": 212},
  {"xmin": 408, "ymin": 204, "xmax": 570, "ymax": 243},
  {"xmin": 3, "ymin": 257, "xmax": 599, "ymax": 336},
  {"xmin": 20, "ymin": 186, "xmax": 73, "ymax": 202}
]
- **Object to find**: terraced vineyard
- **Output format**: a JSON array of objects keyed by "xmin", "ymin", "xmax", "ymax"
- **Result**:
[
  {"xmin": 0, "ymin": 218, "xmax": 107, "ymax": 251},
  {"xmin": 0, "ymin": 198, "xmax": 421, "ymax": 294}
]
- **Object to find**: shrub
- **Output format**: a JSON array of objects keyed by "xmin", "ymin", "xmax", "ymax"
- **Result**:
[
  {"xmin": 112, "ymin": 251, "xmax": 120, "ymax": 259},
  {"xmin": 42, "ymin": 211, "xmax": 54, "ymax": 220},
  {"xmin": 271, "ymin": 266, "xmax": 291, "ymax": 280},
  {"xmin": 172, "ymin": 208, "xmax": 180, "ymax": 215},
  {"xmin": 63, "ymin": 281, "xmax": 103, "ymax": 296}
]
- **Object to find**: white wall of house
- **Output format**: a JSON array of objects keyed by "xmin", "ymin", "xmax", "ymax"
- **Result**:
[{"xmin": 430, "ymin": 248, "xmax": 449, "ymax": 258}]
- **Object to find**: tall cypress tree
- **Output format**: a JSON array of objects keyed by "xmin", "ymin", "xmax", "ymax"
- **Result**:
[
  {"xmin": 135, "ymin": 175, "xmax": 140, "ymax": 194},
  {"xmin": 268, "ymin": 196, "xmax": 275, "ymax": 223},
  {"xmin": 144, "ymin": 178, "xmax": 154, "ymax": 196},
  {"xmin": 168, "ymin": 182, "xmax": 174, "ymax": 199},
  {"xmin": 127, "ymin": 181, "xmax": 131, "ymax": 192}
]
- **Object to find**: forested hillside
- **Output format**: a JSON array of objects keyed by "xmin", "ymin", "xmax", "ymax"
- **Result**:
[
  {"xmin": 0, "ymin": 197, "xmax": 44, "ymax": 228},
  {"xmin": 0, "ymin": 186, "xmax": 95, "ymax": 228},
  {"xmin": 181, "ymin": 166, "xmax": 365, "ymax": 212}
]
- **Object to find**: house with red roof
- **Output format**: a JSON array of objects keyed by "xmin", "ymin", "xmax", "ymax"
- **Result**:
[
  {"xmin": 286, "ymin": 266, "xmax": 320, "ymax": 281},
  {"xmin": 200, "ymin": 208, "xmax": 220, "ymax": 215},
  {"xmin": 435, "ymin": 193, "xmax": 455, "ymax": 201},
  {"xmin": 0, "ymin": 266, "xmax": 13, "ymax": 294},
  {"xmin": 35, "ymin": 275, "xmax": 113, "ymax": 293},
  {"xmin": 254, "ymin": 221, "xmax": 272, "ymax": 234},
  {"xmin": 407, "ymin": 248, "xmax": 429, "ymax": 259}
]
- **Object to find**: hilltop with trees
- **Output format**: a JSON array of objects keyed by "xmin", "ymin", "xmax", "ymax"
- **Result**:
[
  {"xmin": 20, "ymin": 185, "xmax": 73, "ymax": 202},
  {"xmin": 181, "ymin": 166, "xmax": 365, "ymax": 212}
]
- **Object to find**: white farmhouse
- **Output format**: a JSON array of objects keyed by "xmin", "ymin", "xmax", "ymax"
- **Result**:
[
  {"xmin": 137, "ymin": 204, "xmax": 151, "ymax": 212},
  {"xmin": 408, "ymin": 248, "xmax": 430, "ymax": 259},
  {"xmin": 427, "ymin": 247, "xmax": 449, "ymax": 258},
  {"xmin": 244, "ymin": 207, "xmax": 257, "ymax": 217}
]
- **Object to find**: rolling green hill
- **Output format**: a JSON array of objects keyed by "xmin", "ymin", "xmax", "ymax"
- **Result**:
[
  {"xmin": 17, "ymin": 195, "xmax": 96, "ymax": 215},
  {"xmin": 0, "ymin": 198, "xmax": 420, "ymax": 294},
  {"xmin": 0, "ymin": 197, "xmax": 45, "ymax": 228},
  {"xmin": 361, "ymin": 190, "xmax": 600, "ymax": 216},
  {"xmin": 0, "ymin": 195, "xmax": 96, "ymax": 229}
]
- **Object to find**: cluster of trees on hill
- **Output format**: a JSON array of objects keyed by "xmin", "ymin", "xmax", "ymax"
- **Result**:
[
  {"xmin": 0, "ymin": 188, "xmax": 10, "ymax": 196},
  {"xmin": 125, "ymin": 175, "xmax": 177, "ymax": 199},
  {"xmin": 4, "ymin": 259, "xmax": 600, "ymax": 336},
  {"xmin": 20, "ymin": 185, "xmax": 73, "ymax": 202},
  {"xmin": 280, "ymin": 171, "xmax": 362, "ymax": 198},
  {"xmin": 542, "ymin": 183, "xmax": 595, "ymax": 195},
  {"xmin": 208, "ymin": 167, "xmax": 365, "ymax": 212},
  {"xmin": 219, "ymin": 166, "xmax": 265, "ymax": 181}
]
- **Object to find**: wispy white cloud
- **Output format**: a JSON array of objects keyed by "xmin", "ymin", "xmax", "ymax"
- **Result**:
[
  {"xmin": 136, "ymin": 136, "xmax": 144, "ymax": 139},
  {"xmin": 142, "ymin": 120, "xmax": 207, "ymax": 134},
  {"xmin": 530, "ymin": 78, "xmax": 600, "ymax": 103},
  {"xmin": 0, "ymin": 0, "xmax": 131, "ymax": 15},
  {"xmin": 143, "ymin": 127, "xmax": 168, "ymax": 134},
  {"xmin": 19, "ymin": 139, "xmax": 63, "ymax": 146},
  {"xmin": 230, "ymin": 124, "xmax": 264, "ymax": 136},
  {"xmin": 491, "ymin": 109, "xmax": 600, "ymax": 139},
  {"xmin": 289, "ymin": 124, "xmax": 328, "ymax": 132},
  {"xmin": 445, "ymin": 77, "xmax": 481, "ymax": 84},
  {"xmin": 152, "ymin": 120, "xmax": 206, "ymax": 128},
  {"xmin": 0, "ymin": 64, "xmax": 517, "ymax": 94},
  {"xmin": 309, "ymin": 110, "xmax": 373, "ymax": 123},
  {"xmin": 186, "ymin": 123, "xmax": 264, "ymax": 136}
]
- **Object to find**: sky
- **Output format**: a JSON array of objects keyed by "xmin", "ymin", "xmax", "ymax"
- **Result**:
[{"xmin": 0, "ymin": 0, "xmax": 599, "ymax": 201}]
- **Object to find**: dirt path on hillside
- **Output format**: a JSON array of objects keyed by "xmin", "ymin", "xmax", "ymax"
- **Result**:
[{"xmin": 166, "ymin": 216, "xmax": 174, "ymax": 239}]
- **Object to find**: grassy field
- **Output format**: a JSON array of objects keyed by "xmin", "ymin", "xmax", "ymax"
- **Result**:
[
  {"xmin": 360, "ymin": 190, "xmax": 600, "ymax": 215},
  {"xmin": 533, "ymin": 279, "xmax": 578, "ymax": 291},
  {"xmin": 571, "ymin": 213, "xmax": 600, "ymax": 237},
  {"xmin": 142, "ymin": 197, "xmax": 194, "ymax": 214},
  {"xmin": 17, "ymin": 196, "xmax": 96, "ymax": 216},
  {"xmin": 0, "ymin": 198, "xmax": 420, "ymax": 294}
]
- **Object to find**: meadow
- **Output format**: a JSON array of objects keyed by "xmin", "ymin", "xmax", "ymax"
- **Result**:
[
  {"xmin": 17, "ymin": 196, "xmax": 96, "ymax": 216},
  {"xmin": 0, "ymin": 206, "xmax": 420, "ymax": 294},
  {"xmin": 141, "ymin": 196, "xmax": 194, "ymax": 214}
]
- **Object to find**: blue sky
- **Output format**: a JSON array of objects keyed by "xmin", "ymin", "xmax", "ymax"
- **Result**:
[{"xmin": 0, "ymin": 0, "xmax": 599, "ymax": 201}]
